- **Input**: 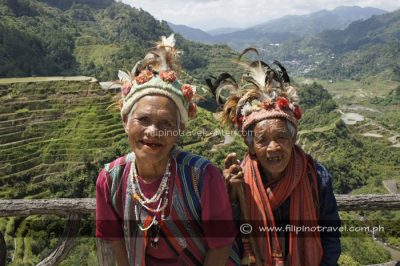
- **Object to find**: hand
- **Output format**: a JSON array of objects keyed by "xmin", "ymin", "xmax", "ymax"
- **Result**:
[{"xmin": 223, "ymin": 153, "xmax": 243, "ymax": 203}]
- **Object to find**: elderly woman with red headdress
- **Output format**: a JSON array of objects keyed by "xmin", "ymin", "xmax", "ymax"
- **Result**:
[
  {"xmin": 95, "ymin": 35, "xmax": 241, "ymax": 266},
  {"xmin": 207, "ymin": 49, "xmax": 341, "ymax": 265}
]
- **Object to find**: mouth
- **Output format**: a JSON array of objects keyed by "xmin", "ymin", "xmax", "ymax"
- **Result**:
[
  {"xmin": 266, "ymin": 155, "xmax": 283, "ymax": 162},
  {"xmin": 140, "ymin": 139, "xmax": 163, "ymax": 149}
]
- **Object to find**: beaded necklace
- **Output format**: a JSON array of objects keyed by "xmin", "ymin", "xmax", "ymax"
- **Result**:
[{"xmin": 130, "ymin": 157, "xmax": 171, "ymax": 232}]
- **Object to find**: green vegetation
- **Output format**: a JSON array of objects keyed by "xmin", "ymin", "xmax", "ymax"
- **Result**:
[
  {"xmin": 0, "ymin": 0, "xmax": 240, "ymax": 82},
  {"xmin": 261, "ymin": 9, "xmax": 400, "ymax": 82},
  {"xmin": 0, "ymin": 0, "xmax": 399, "ymax": 265}
]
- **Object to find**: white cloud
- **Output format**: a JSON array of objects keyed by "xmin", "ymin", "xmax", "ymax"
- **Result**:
[{"xmin": 121, "ymin": 0, "xmax": 400, "ymax": 30}]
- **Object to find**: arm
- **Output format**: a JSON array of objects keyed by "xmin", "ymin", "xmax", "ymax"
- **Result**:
[
  {"xmin": 96, "ymin": 169, "xmax": 127, "ymax": 264},
  {"xmin": 317, "ymin": 163, "xmax": 341, "ymax": 266},
  {"xmin": 204, "ymin": 245, "xmax": 231, "ymax": 266},
  {"xmin": 223, "ymin": 152, "xmax": 244, "ymax": 203},
  {"xmin": 201, "ymin": 164, "xmax": 237, "ymax": 265}
]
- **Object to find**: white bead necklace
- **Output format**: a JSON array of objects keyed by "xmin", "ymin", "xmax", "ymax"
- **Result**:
[
  {"xmin": 132, "ymin": 159, "xmax": 171, "ymax": 204},
  {"xmin": 130, "ymin": 157, "xmax": 171, "ymax": 231}
]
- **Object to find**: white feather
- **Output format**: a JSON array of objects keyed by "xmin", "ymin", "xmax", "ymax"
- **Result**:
[
  {"xmin": 286, "ymin": 86, "xmax": 299, "ymax": 104},
  {"xmin": 118, "ymin": 70, "xmax": 131, "ymax": 83},
  {"xmin": 240, "ymin": 61, "xmax": 266, "ymax": 90},
  {"xmin": 160, "ymin": 34, "xmax": 175, "ymax": 48},
  {"xmin": 241, "ymin": 102, "xmax": 253, "ymax": 116},
  {"xmin": 130, "ymin": 61, "xmax": 142, "ymax": 75}
]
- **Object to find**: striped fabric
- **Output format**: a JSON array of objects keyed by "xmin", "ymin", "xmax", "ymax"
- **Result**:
[
  {"xmin": 104, "ymin": 149, "xmax": 241, "ymax": 265},
  {"xmin": 242, "ymin": 145, "xmax": 323, "ymax": 265}
]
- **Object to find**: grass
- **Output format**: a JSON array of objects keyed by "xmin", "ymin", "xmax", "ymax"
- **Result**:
[{"xmin": 73, "ymin": 44, "xmax": 121, "ymax": 66}]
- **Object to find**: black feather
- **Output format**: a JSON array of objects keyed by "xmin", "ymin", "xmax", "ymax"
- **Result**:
[
  {"xmin": 205, "ymin": 76, "xmax": 216, "ymax": 95},
  {"xmin": 273, "ymin": 60, "xmax": 290, "ymax": 83},
  {"xmin": 205, "ymin": 73, "xmax": 236, "ymax": 96},
  {"xmin": 238, "ymin": 47, "xmax": 261, "ymax": 62}
]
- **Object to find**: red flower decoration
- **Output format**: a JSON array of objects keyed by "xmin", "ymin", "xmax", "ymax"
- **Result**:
[
  {"xmin": 135, "ymin": 70, "xmax": 153, "ymax": 84},
  {"xmin": 121, "ymin": 82, "xmax": 132, "ymax": 96},
  {"xmin": 277, "ymin": 97, "xmax": 289, "ymax": 109},
  {"xmin": 237, "ymin": 116, "xmax": 244, "ymax": 126},
  {"xmin": 261, "ymin": 99, "xmax": 275, "ymax": 110},
  {"xmin": 188, "ymin": 102, "xmax": 197, "ymax": 118},
  {"xmin": 160, "ymin": 71, "xmax": 176, "ymax": 82},
  {"xmin": 294, "ymin": 106, "xmax": 302, "ymax": 120},
  {"xmin": 181, "ymin": 84, "xmax": 194, "ymax": 101},
  {"xmin": 231, "ymin": 116, "xmax": 237, "ymax": 124}
]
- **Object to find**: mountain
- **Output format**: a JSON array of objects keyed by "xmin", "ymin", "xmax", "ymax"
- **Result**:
[
  {"xmin": 0, "ymin": 0, "xmax": 240, "ymax": 82},
  {"xmin": 264, "ymin": 9, "xmax": 400, "ymax": 80},
  {"xmin": 207, "ymin": 27, "xmax": 241, "ymax": 36},
  {"xmin": 168, "ymin": 22, "xmax": 214, "ymax": 43},
  {"xmin": 168, "ymin": 6, "xmax": 387, "ymax": 51},
  {"xmin": 252, "ymin": 6, "xmax": 387, "ymax": 36}
]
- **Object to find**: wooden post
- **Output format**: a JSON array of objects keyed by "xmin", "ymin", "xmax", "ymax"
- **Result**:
[
  {"xmin": 36, "ymin": 214, "xmax": 80, "ymax": 266},
  {"xmin": 96, "ymin": 239, "xmax": 116, "ymax": 266}
]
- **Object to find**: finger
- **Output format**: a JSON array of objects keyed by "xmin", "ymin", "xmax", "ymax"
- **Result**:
[
  {"xmin": 229, "ymin": 172, "xmax": 244, "ymax": 184},
  {"xmin": 230, "ymin": 172, "xmax": 244, "ymax": 181},
  {"xmin": 224, "ymin": 153, "xmax": 237, "ymax": 169},
  {"xmin": 224, "ymin": 167, "xmax": 242, "ymax": 183},
  {"xmin": 228, "ymin": 164, "xmax": 241, "ymax": 174}
]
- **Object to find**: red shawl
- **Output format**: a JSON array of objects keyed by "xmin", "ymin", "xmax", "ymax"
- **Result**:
[{"xmin": 243, "ymin": 145, "xmax": 323, "ymax": 265}]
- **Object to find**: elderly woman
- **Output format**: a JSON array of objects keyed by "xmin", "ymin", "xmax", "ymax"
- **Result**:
[
  {"xmin": 96, "ymin": 35, "xmax": 240, "ymax": 266},
  {"xmin": 208, "ymin": 50, "xmax": 341, "ymax": 265}
]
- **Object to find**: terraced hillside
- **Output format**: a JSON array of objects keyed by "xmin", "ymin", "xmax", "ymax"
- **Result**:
[
  {"xmin": 0, "ymin": 77, "xmax": 127, "ymax": 200},
  {"xmin": 0, "ymin": 76, "xmax": 250, "ymax": 265}
]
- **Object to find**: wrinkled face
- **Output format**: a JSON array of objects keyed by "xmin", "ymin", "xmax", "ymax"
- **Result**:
[
  {"xmin": 253, "ymin": 119, "xmax": 295, "ymax": 180},
  {"xmin": 124, "ymin": 95, "xmax": 180, "ymax": 163}
]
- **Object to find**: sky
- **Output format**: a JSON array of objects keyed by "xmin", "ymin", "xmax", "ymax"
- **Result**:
[{"xmin": 121, "ymin": 0, "xmax": 400, "ymax": 31}]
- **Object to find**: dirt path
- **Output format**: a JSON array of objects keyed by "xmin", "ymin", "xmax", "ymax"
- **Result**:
[
  {"xmin": 383, "ymin": 180, "xmax": 398, "ymax": 194},
  {"xmin": 373, "ymin": 240, "xmax": 400, "ymax": 263}
]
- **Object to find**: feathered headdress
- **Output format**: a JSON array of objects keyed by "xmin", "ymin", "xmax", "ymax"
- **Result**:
[
  {"xmin": 206, "ymin": 47, "xmax": 301, "ymax": 132},
  {"xmin": 118, "ymin": 34, "xmax": 197, "ymax": 125}
]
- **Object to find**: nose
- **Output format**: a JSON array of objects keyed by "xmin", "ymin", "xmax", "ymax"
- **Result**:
[
  {"xmin": 144, "ymin": 124, "xmax": 159, "ymax": 137},
  {"xmin": 267, "ymin": 140, "xmax": 280, "ymax": 151}
]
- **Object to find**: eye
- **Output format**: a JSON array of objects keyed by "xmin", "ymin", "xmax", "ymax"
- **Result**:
[
  {"xmin": 160, "ymin": 120, "xmax": 176, "ymax": 130},
  {"xmin": 135, "ymin": 116, "xmax": 150, "ymax": 125},
  {"xmin": 276, "ymin": 134, "xmax": 291, "ymax": 143},
  {"xmin": 255, "ymin": 136, "xmax": 267, "ymax": 144}
]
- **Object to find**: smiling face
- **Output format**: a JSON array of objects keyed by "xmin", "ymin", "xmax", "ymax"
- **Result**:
[
  {"xmin": 124, "ymin": 95, "xmax": 180, "ymax": 164},
  {"xmin": 252, "ymin": 118, "xmax": 296, "ymax": 180}
]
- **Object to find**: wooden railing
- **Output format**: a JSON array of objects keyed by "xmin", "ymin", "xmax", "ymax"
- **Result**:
[{"xmin": 1, "ymin": 194, "xmax": 400, "ymax": 266}]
